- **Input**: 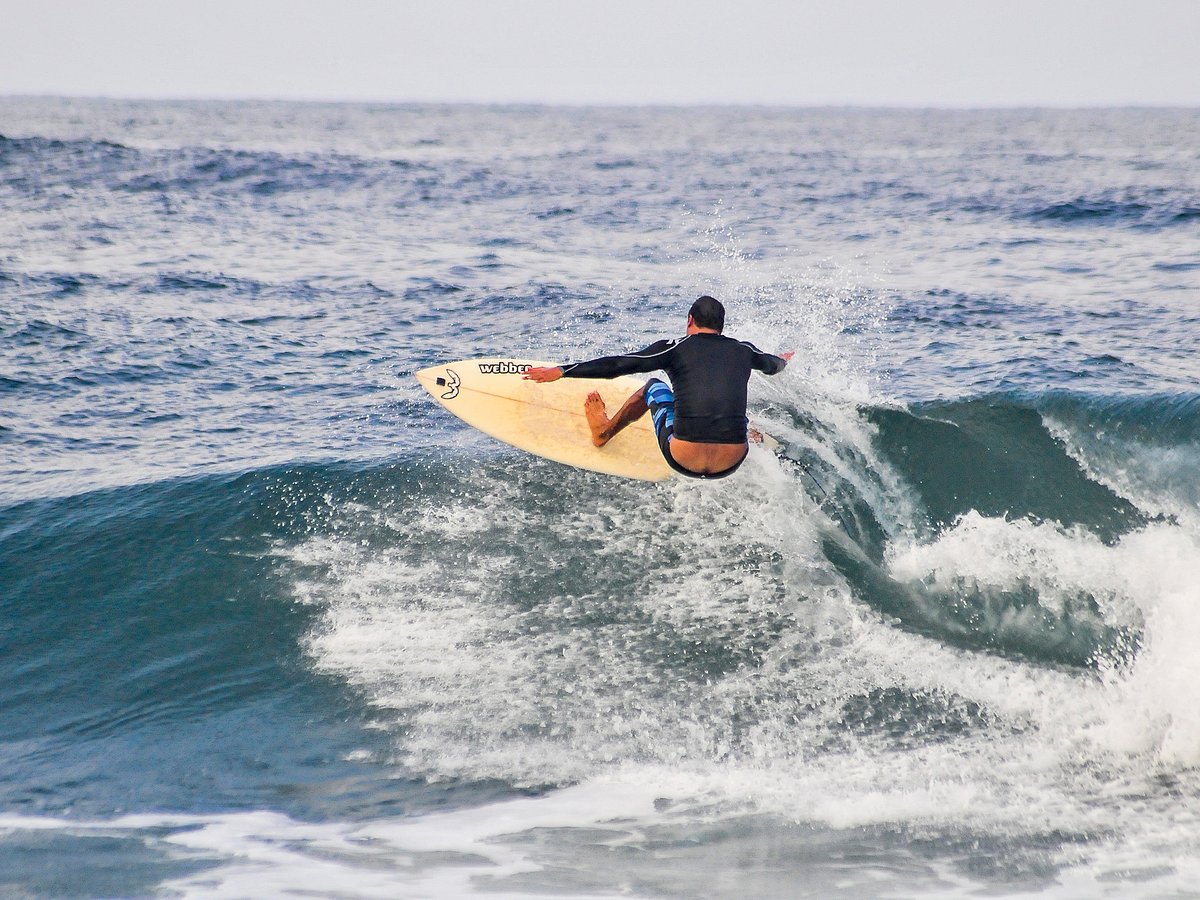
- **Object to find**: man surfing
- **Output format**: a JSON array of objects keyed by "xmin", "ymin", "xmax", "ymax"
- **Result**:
[{"xmin": 524, "ymin": 296, "xmax": 792, "ymax": 479}]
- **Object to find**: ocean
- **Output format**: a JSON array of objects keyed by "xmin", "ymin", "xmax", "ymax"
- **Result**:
[{"xmin": 2, "ymin": 97, "xmax": 1199, "ymax": 898}]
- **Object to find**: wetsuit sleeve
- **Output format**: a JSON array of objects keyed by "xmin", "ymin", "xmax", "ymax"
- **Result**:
[
  {"xmin": 742, "ymin": 341, "xmax": 788, "ymax": 375},
  {"xmin": 559, "ymin": 339, "xmax": 677, "ymax": 379}
]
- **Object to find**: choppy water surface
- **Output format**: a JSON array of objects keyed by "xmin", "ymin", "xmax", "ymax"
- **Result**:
[{"xmin": 2, "ymin": 97, "xmax": 1199, "ymax": 897}]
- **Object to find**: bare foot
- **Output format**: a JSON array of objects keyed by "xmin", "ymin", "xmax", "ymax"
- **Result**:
[
  {"xmin": 584, "ymin": 392, "xmax": 611, "ymax": 446},
  {"xmin": 748, "ymin": 426, "xmax": 764, "ymax": 444}
]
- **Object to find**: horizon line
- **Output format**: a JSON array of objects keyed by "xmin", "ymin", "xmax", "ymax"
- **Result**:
[{"xmin": 4, "ymin": 92, "xmax": 1199, "ymax": 112}]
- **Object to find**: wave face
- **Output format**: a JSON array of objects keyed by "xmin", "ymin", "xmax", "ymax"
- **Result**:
[{"xmin": 2, "ymin": 98, "xmax": 1200, "ymax": 897}]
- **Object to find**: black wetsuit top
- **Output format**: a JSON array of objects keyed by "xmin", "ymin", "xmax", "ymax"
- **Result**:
[{"xmin": 561, "ymin": 333, "xmax": 788, "ymax": 443}]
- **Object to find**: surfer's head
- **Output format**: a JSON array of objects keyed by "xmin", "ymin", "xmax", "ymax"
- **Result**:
[{"xmin": 687, "ymin": 295, "xmax": 725, "ymax": 333}]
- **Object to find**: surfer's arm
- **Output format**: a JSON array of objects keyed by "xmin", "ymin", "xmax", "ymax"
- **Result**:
[
  {"xmin": 555, "ymin": 340, "xmax": 678, "ymax": 379},
  {"xmin": 743, "ymin": 342, "xmax": 793, "ymax": 375}
]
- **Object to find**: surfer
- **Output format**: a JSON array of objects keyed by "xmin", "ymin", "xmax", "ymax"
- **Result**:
[{"xmin": 524, "ymin": 296, "xmax": 791, "ymax": 478}]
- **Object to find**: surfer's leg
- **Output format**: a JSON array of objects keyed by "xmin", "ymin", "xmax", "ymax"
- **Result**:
[{"xmin": 585, "ymin": 386, "xmax": 649, "ymax": 447}]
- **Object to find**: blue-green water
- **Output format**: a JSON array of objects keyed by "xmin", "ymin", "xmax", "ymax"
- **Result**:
[{"xmin": 2, "ymin": 98, "xmax": 1200, "ymax": 897}]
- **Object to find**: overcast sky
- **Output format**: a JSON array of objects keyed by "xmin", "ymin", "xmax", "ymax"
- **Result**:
[{"xmin": 2, "ymin": 0, "xmax": 1198, "ymax": 107}]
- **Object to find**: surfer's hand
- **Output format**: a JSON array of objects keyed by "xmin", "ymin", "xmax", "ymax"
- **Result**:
[
  {"xmin": 524, "ymin": 366, "xmax": 563, "ymax": 382},
  {"xmin": 782, "ymin": 351, "xmax": 795, "ymax": 361}
]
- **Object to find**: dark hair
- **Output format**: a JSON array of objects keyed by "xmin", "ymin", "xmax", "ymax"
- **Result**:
[{"xmin": 688, "ymin": 295, "xmax": 725, "ymax": 332}]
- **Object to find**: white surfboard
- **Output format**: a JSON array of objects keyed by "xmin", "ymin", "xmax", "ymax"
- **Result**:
[{"xmin": 414, "ymin": 358, "xmax": 674, "ymax": 480}]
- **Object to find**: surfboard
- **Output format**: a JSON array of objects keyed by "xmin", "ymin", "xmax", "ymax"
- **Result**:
[{"xmin": 414, "ymin": 358, "xmax": 674, "ymax": 480}]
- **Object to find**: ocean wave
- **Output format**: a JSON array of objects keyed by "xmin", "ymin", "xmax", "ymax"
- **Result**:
[
  {"xmin": 1024, "ymin": 194, "xmax": 1200, "ymax": 229},
  {"xmin": 760, "ymin": 387, "xmax": 1200, "ymax": 669},
  {"xmin": 865, "ymin": 395, "xmax": 1149, "ymax": 540},
  {"xmin": 0, "ymin": 133, "xmax": 429, "ymax": 200},
  {"xmin": 0, "ymin": 465, "xmax": 415, "ymax": 819},
  {"xmin": 1036, "ymin": 391, "xmax": 1200, "ymax": 444}
]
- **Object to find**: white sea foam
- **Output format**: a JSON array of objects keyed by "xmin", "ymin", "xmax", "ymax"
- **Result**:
[
  {"xmin": 888, "ymin": 506, "xmax": 1200, "ymax": 769},
  {"xmin": 0, "ymin": 791, "xmax": 659, "ymax": 900},
  {"xmin": 5, "ymin": 773, "xmax": 1199, "ymax": 900}
]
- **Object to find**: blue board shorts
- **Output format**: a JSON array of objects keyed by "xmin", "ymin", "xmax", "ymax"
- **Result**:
[{"xmin": 643, "ymin": 378, "xmax": 745, "ymax": 480}]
